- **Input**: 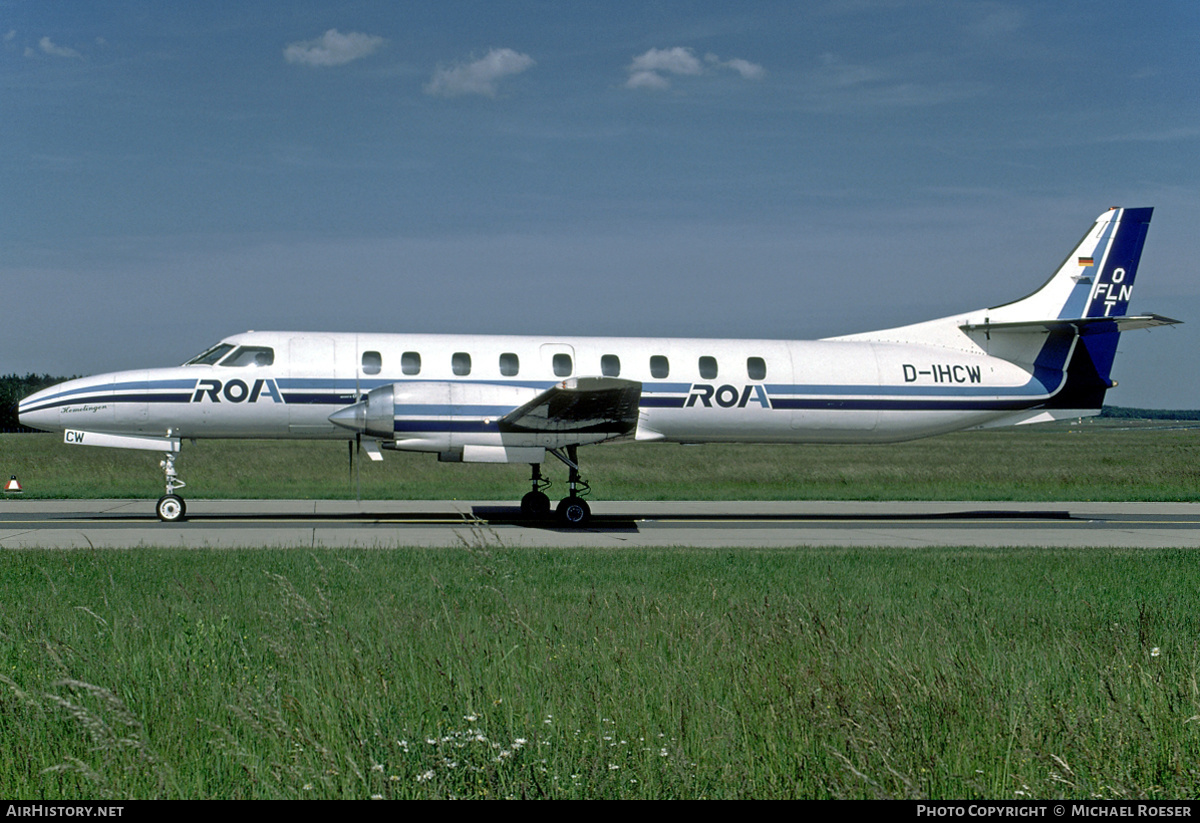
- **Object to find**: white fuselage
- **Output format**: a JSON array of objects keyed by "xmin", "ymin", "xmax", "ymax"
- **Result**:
[{"xmin": 20, "ymin": 328, "xmax": 1064, "ymax": 453}]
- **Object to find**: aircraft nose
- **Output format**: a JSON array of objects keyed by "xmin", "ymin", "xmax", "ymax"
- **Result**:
[
  {"xmin": 18, "ymin": 386, "xmax": 60, "ymax": 432},
  {"xmin": 18, "ymin": 376, "xmax": 117, "ymax": 432}
]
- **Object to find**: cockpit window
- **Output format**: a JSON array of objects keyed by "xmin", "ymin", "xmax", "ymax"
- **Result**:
[
  {"xmin": 219, "ymin": 346, "xmax": 275, "ymax": 367},
  {"xmin": 184, "ymin": 343, "xmax": 234, "ymax": 366}
]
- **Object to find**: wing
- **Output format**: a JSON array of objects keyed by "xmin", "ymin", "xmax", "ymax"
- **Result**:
[{"xmin": 498, "ymin": 377, "xmax": 642, "ymax": 436}]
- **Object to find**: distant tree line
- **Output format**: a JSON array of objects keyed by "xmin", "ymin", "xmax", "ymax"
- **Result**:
[
  {"xmin": 1100, "ymin": 406, "xmax": 1200, "ymax": 421},
  {"xmin": 0, "ymin": 373, "xmax": 76, "ymax": 432}
]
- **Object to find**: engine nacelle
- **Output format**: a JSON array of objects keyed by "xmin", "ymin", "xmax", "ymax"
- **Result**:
[
  {"xmin": 328, "ymin": 383, "xmax": 395, "ymax": 439},
  {"xmin": 328, "ymin": 381, "xmax": 542, "ymax": 441}
]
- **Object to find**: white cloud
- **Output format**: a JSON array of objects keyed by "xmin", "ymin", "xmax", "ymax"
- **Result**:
[
  {"xmin": 627, "ymin": 47, "xmax": 764, "ymax": 90},
  {"xmin": 37, "ymin": 36, "xmax": 81, "ymax": 59},
  {"xmin": 284, "ymin": 29, "xmax": 385, "ymax": 67},
  {"xmin": 425, "ymin": 48, "xmax": 535, "ymax": 98},
  {"xmin": 629, "ymin": 47, "xmax": 703, "ymax": 77},
  {"xmin": 626, "ymin": 70, "xmax": 671, "ymax": 91},
  {"xmin": 717, "ymin": 57, "xmax": 766, "ymax": 81}
]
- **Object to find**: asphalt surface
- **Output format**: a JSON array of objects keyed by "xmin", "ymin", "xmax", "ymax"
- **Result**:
[{"xmin": 2, "ymin": 498, "xmax": 1198, "ymax": 548}]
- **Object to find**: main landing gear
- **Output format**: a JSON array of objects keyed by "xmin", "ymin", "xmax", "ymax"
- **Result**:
[
  {"xmin": 156, "ymin": 451, "xmax": 187, "ymax": 522},
  {"xmin": 520, "ymin": 444, "xmax": 592, "ymax": 526}
]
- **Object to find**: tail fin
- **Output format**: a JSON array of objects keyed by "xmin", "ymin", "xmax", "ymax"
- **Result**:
[
  {"xmin": 985, "ymin": 206, "xmax": 1153, "ymax": 324},
  {"xmin": 969, "ymin": 207, "xmax": 1174, "ymax": 413},
  {"xmin": 832, "ymin": 207, "xmax": 1177, "ymax": 419}
]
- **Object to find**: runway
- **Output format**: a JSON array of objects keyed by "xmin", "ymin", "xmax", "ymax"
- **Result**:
[{"xmin": 2, "ymin": 499, "xmax": 1198, "ymax": 549}]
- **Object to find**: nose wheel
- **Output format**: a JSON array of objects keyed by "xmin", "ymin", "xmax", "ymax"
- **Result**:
[{"xmin": 157, "ymin": 494, "xmax": 186, "ymax": 522}]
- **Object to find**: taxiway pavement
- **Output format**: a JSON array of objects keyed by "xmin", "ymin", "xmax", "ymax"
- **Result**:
[{"xmin": 2, "ymin": 499, "xmax": 1198, "ymax": 549}]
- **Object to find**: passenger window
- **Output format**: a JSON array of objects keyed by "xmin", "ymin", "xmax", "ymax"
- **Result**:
[
  {"xmin": 601, "ymin": 354, "xmax": 620, "ymax": 377},
  {"xmin": 499, "ymin": 352, "xmax": 519, "ymax": 376},
  {"xmin": 220, "ymin": 346, "xmax": 275, "ymax": 367},
  {"xmin": 650, "ymin": 355, "xmax": 669, "ymax": 379},
  {"xmin": 452, "ymin": 352, "xmax": 471, "ymax": 376},
  {"xmin": 402, "ymin": 351, "xmax": 421, "ymax": 376},
  {"xmin": 361, "ymin": 351, "xmax": 382, "ymax": 375},
  {"xmin": 553, "ymin": 353, "xmax": 572, "ymax": 377},
  {"xmin": 699, "ymin": 356, "xmax": 718, "ymax": 380},
  {"xmin": 747, "ymin": 357, "xmax": 767, "ymax": 380}
]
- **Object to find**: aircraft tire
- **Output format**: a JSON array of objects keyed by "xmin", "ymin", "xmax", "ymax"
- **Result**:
[
  {"xmin": 157, "ymin": 494, "xmax": 186, "ymax": 522},
  {"xmin": 521, "ymin": 490, "xmax": 551, "ymax": 518},
  {"xmin": 556, "ymin": 496, "xmax": 591, "ymax": 527}
]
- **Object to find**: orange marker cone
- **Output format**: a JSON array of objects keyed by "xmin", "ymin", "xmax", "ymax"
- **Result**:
[{"xmin": 4, "ymin": 476, "xmax": 22, "ymax": 493}]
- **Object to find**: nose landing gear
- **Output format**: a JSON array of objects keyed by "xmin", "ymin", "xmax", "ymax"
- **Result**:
[{"xmin": 156, "ymin": 451, "xmax": 187, "ymax": 522}]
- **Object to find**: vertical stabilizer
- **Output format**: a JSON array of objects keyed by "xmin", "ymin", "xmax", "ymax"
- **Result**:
[
  {"xmin": 986, "ymin": 208, "xmax": 1155, "ymax": 411},
  {"xmin": 986, "ymin": 207, "xmax": 1153, "ymax": 325}
]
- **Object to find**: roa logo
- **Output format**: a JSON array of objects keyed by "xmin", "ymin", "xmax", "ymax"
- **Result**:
[
  {"xmin": 685, "ymin": 384, "xmax": 771, "ymax": 409},
  {"xmin": 192, "ymin": 378, "xmax": 283, "ymax": 403}
]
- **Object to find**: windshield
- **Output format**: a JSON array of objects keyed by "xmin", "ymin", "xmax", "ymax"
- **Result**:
[
  {"xmin": 219, "ymin": 346, "xmax": 274, "ymax": 367},
  {"xmin": 184, "ymin": 343, "xmax": 234, "ymax": 366}
]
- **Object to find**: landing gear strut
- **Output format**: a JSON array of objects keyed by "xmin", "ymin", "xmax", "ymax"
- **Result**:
[
  {"xmin": 156, "ymin": 451, "xmax": 187, "ymax": 522},
  {"xmin": 550, "ymin": 445, "xmax": 591, "ymax": 526},
  {"xmin": 519, "ymin": 445, "xmax": 593, "ymax": 526}
]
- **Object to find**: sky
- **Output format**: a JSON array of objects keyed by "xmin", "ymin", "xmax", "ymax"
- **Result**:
[{"xmin": 3, "ymin": 1, "xmax": 1199, "ymax": 408}]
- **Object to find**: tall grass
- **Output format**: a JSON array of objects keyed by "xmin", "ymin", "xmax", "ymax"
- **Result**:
[
  {"xmin": 2, "ymin": 545, "xmax": 1199, "ymax": 799},
  {"xmin": 3, "ymin": 425, "xmax": 1199, "ymax": 501}
]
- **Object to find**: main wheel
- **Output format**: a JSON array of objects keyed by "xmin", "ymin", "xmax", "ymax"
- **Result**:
[
  {"xmin": 521, "ymin": 490, "xmax": 551, "ymax": 518},
  {"xmin": 556, "ymin": 496, "xmax": 591, "ymax": 527},
  {"xmin": 156, "ymin": 494, "xmax": 186, "ymax": 522}
]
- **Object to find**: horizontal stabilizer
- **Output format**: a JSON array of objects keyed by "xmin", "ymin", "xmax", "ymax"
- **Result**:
[
  {"xmin": 499, "ymin": 377, "xmax": 642, "ymax": 436},
  {"xmin": 960, "ymin": 313, "xmax": 1181, "ymax": 336}
]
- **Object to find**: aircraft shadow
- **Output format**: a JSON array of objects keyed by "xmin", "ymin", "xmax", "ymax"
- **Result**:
[{"xmin": 71, "ymin": 505, "xmax": 1077, "ymax": 534}]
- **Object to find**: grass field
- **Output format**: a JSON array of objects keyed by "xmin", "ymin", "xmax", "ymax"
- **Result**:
[
  {"xmin": 3, "ymin": 421, "xmax": 1199, "ymax": 502},
  {"xmin": 2, "ymin": 545, "xmax": 1199, "ymax": 799},
  {"xmin": 2, "ymin": 424, "xmax": 1198, "ymax": 799}
]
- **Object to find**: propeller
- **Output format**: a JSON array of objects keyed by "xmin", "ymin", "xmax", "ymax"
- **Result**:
[{"xmin": 347, "ymin": 434, "xmax": 365, "ymax": 499}]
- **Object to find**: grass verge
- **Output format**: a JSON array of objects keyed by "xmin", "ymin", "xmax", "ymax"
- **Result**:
[
  {"xmin": 2, "ymin": 544, "xmax": 1198, "ymax": 799},
  {"xmin": 3, "ymin": 424, "xmax": 1199, "ymax": 502}
]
